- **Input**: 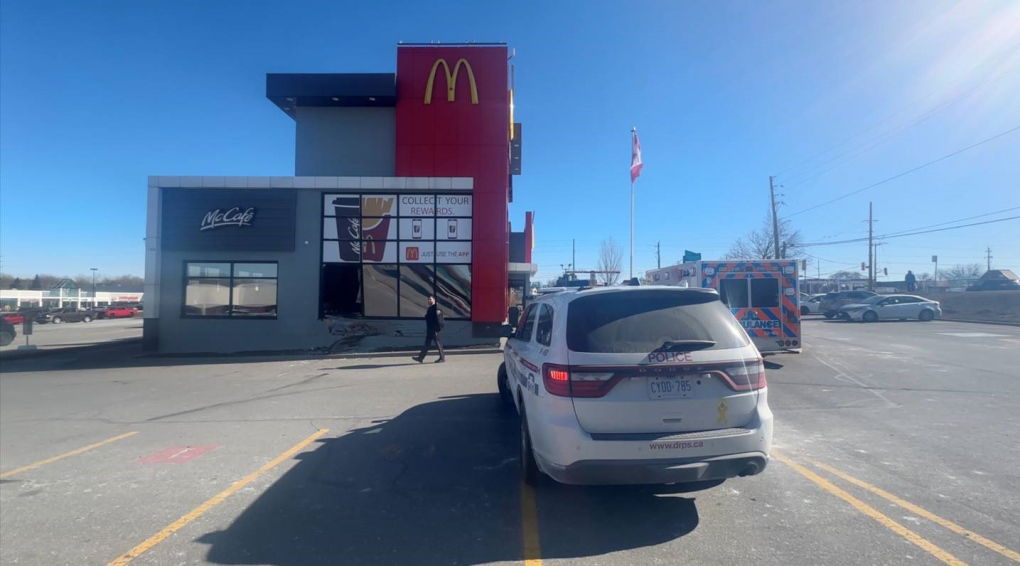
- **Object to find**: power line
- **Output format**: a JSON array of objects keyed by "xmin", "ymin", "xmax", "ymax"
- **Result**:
[
  {"xmin": 787, "ymin": 125, "xmax": 1020, "ymax": 217},
  {"xmin": 795, "ymin": 215, "xmax": 1020, "ymax": 247},
  {"xmin": 880, "ymin": 206, "xmax": 1020, "ymax": 237}
]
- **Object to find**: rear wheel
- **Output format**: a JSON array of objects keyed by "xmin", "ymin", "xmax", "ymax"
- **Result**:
[
  {"xmin": 800, "ymin": 306, "xmax": 810, "ymax": 316},
  {"xmin": 919, "ymin": 309, "xmax": 934, "ymax": 322},
  {"xmin": 52, "ymin": 316, "xmax": 63, "ymax": 324},
  {"xmin": 824, "ymin": 312, "xmax": 835, "ymax": 319},
  {"xmin": 862, "ymin": 311, "xmax": 878, "ymax": 323},
  {"xmin": 520, "ymin": 405, "xmax": 544, "ymax": 486},
  {"xmin": 83, "ymin": 315, "xmax": 92, "ymax": 323}
]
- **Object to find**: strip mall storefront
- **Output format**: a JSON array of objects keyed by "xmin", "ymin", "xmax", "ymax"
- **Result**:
[{"xmin": 144, "ymin": 44, "xmax": 534, "ymax": 353}]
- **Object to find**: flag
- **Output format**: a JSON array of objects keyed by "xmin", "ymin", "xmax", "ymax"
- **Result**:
[{"xmin": 630, "ymin": 128, "xmax": 643, "ymax": 182}]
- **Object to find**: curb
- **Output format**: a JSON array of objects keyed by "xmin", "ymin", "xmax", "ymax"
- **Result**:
[
  {"xmin": 938, "ymin": 318, "xmax": 1020, "ymax": 327},
  {"xmin": 140, "ymin": 344, "xmax": 503, "ymax": 361},
  {"xmin": 0, "ymin": 337, "xmax": 144, "ymax": 362},
  {"xmin": 321, "ymin": 347, "xmax": 504, "ymax": 360}
]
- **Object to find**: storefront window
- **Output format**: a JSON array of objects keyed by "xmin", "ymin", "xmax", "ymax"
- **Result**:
[
  {"xmin": 436, "ymin": 264, "xmax": 471, "ymax": 319},
  {"xmin": 320, "ymin": 264, "xmax": 362, "ymax": 317},
  {"xmin": 184, "ymin": 261, "xmax": 278, "ymax": 318},
  {"xmin": 362, "ymin": 264, "xmax": 399, "ymax": 317},
  {"xmin": 399, "ymin": 265, "xmax": 434, "ymax": 318},
  {"xmin": 321, "ymin": 193, "xmax": 473, "ymax": 320}
]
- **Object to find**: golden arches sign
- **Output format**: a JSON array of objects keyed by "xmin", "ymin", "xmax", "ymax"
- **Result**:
[{"xmin": 424, "ymin": 58, "xmax": 479, "ymax": 104}]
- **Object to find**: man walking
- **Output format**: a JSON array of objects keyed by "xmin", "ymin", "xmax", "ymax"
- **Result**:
[{"xmin": 413, "ymin": 296, "xmax": 445, "ymax": 363}]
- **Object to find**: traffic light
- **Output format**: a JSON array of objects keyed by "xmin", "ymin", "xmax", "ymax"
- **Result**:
[
  {"xmin": 861, "ymin": 262, "xmax": 866, "ymax": 271},
  {"xmin": 883, "ymin": 268, "xmax": 888, "ymax": 276}
]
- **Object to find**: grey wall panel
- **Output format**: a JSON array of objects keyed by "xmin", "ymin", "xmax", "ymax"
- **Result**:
[{"xmin": 295, "ymin": 107, "xmax": 395, "ymax": 176}]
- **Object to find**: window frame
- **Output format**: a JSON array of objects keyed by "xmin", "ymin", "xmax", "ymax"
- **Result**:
[
  {"xmin": 535, "ymin": 303, "xmax": 554, "ymax": 346},
  {"xmin": 182, "ymin": 260, "xmax": 279, "ymax": 320},
  {"xmin": 515, "ymin": 304, "xmax": 538, "ymax": 342}
]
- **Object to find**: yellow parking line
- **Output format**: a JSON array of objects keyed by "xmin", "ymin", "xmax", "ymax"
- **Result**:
[
  {"xmin": 521, "ymin": 482, "xmax": 543, "ymax": 565},
  {"xmin": 0, "ymin": 431, "xmax": 139, "ymax": 479},
  {"xmin": 773, "ymin": 451, "xmax": 966, "ymax": 566},
  {"xmin": 805, "ymin": 457, "xmax": 1020, "ymax": 563},
  {"xmin": 107, "ymin": 428, "xmax": 329, "ymax": 566}
]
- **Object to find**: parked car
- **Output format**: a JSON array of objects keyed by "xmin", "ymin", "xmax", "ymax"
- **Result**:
[
  {"xmin": 800, "ymin": 295, "xmax": 824, "ymax": 316},
  {"xmin": 819, "ymin": 290, "xmax": 877, "ymax": 319},
  {"xmin": 103, "ymin": 305, "xmax": 138, "ymax": 319},
  {"xmin": 838, "ymin": 294, "xmax": 942, "ymax": 322},
  {"xmin": 499, "ymin": 286, "xmax": 772, "ymax": 486},
  {"xmin": 37, "ymin": 307, "xmax": 97, "ymax": 324},
  {"xmin": 0, "ymin": 319, "xmax": 15, "ymax": 346},
  {"xmin": 1, "ymin": 312, "xmax": 26, "ymax": 324}
]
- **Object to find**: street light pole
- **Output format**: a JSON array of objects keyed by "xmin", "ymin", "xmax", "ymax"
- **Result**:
[{"xmin": 90, "ymin": 267, "xmax": 98, "ymax": 307}]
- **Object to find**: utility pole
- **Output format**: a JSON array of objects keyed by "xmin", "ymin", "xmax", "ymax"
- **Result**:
[
  {"xmin": 867, "ymin": 202, "xmax": 874, "ymax": 291},
  {"xmin": 769, "ymin": 176, "xmax": 781, "ymax": 259},
  {"xmin": 986, "ymin": 246, "xmax": 992, "ymax": 271},
  {"xmin": 90, "ymin": 267, "xmax": 98, "ymax": 307},
  {"xmin": 656, "ymin": 241, "xmax": 661, "ymax": 269}
]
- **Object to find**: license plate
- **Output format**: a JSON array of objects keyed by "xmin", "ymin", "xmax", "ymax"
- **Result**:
[{"xmin": 648, "ymin": 376, "xmax": 698, "ymax": 399}]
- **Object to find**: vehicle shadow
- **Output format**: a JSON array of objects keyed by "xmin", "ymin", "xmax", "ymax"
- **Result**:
[{"xmin": 196, "ymin": 393, "xmax": 700, "ymax": 565}]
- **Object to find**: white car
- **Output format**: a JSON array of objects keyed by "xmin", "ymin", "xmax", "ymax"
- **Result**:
[
  {"xmin": 800, "ymin": 294, "xmax": 824, "ymax": 315},
  {"xmin": 839, "ymin": 294, "xmax": 942, "ymax": 322},
  {"xmin": 498, "ymin": 286, "xmax": 773, "ymax": 486}
]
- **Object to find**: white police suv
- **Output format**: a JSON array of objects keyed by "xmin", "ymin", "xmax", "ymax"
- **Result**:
[{"xmin": 499, "ymin": 286, "xmax": 773, "ymax": 486}]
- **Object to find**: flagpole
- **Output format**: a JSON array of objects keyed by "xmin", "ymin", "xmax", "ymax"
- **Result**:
[{"xmin": 630, "ymin": 178, "xmax": 634, "ymax": 280}]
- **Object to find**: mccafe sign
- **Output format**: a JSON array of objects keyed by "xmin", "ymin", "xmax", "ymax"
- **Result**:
[{"xmin": 200, "ymin": 207, "xmax": 256, "ymax": 231}]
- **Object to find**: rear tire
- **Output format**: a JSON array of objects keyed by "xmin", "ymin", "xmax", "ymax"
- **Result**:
[
  {"xmin": 520, "ymin": 405, "xmax": 544, "ymax": 486},
  {"xmin": 823, "ymin": 312, "xmax": 835, "ymax": 319},
  {"xmin": 83, "ymin": 316, "xmax": 92, "ymax": 323},
  {"xmin": 52, "ymin": 316, "xmax": 62, "ymax": 324},
  {"xmin": 800, "ymin": 306, "xmax": 810, "ymax": 316},
  {"xmin": 862, "ymin": 311, "xmax": 878, "ymax": 323},
  {"xmin": 919, "ymin": 310, "xmax": 934, "ymax": 322}
]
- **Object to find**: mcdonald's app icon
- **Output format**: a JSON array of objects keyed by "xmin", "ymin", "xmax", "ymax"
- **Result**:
[
  {"xmin": 424, "ymin": 58, "xmax": 478, "ymax": 105},
  {"xmin": 405, "ymin": 246, "xmax": 420, "ymax": 261}
]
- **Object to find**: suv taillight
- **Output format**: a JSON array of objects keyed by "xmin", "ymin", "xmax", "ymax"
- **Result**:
[
  {"xmin": 542, "ymin": 364, "xmax": 620, "ymax": 398},
  {"xmin": 716, "ymin": 360, "xmax": 767, "ymax": 391}
]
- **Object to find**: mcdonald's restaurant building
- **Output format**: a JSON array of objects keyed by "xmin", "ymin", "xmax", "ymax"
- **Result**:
[{"xmin": 143, "ymin": 43, "xmax": 535, "ymax": 353}]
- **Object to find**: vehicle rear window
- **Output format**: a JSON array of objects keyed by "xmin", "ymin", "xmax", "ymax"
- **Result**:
[{"xmin": 566, "ymin": 290, "xmax": 749, "ymax": 353}]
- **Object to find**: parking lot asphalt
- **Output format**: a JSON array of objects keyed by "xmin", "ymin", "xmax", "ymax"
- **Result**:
[
  {"xmin": 1, "ymin": 319, "xmax": 1018, "ymax": 565},
  {"xmin": 0, "ymin": 317, "xmax": 142, "ymax": 353}
]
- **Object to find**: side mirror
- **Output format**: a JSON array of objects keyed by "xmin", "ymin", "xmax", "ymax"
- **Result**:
[{"xmin": 500, "ymin": 324, "xmax": 514, "ymax": 338}]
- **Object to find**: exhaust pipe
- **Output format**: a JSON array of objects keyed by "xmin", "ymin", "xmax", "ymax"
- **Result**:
[{"xmin": 739, "ymin": 461, "xmax": 762, "ymax": 477}]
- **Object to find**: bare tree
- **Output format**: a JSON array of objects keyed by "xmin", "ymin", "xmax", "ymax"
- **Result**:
[
  {"xmin": 830, "ymin": 270, "xmax": 860, "ymax": 280},
  {"xmin": 596, "ymin": 238, "xmax": 623, "ymax": 285},
  {"xmin": 942, "ymin": 264, "xmax": 983, "ymax": 281},
  {"xmin": 725, "ymin": 216, "xmax": 803, "ymax": 260}
]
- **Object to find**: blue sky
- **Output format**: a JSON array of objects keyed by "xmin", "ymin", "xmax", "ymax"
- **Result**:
[{"xmin": 2, "ymin": 0, "xmax": 1018, "ymax": 284}]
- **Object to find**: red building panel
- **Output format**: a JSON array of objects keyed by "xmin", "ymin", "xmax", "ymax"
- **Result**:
[{"xmin": 396, "ymin": 45, "xmax": 510, "ymax": 324}]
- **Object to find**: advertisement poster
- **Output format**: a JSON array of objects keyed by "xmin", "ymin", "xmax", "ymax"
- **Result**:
[{"xmin": 323, "ymin": 192, "xmax": 471, "ymax": 265}]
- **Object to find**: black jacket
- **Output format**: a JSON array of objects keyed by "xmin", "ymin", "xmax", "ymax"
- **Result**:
[{"xmin": 425, "ymin": 304, "xmax": 444, "ymax": 332}]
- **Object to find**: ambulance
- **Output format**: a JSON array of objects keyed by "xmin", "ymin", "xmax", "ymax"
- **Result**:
[{"xmin": 646, "ymin": 260, "xmax": 801, "ymax": 353}]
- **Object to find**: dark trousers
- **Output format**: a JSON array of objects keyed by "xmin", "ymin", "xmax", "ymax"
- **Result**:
[{"xmin": 419, "ymin": 330, "xmax": 445, "ymax": 359}]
